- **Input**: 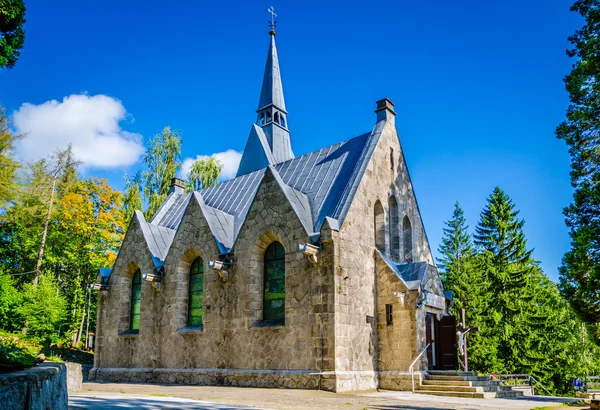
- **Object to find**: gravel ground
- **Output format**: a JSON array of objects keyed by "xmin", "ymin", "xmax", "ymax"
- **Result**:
[{"xmin": 70, "ymin": 382, "xmax": 587, "ymax": 410}]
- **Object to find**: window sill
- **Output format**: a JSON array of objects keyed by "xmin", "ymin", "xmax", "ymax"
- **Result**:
[
  {"xmin": 177, "ymin": 325, "xmax": 203, "ymax": 334},
  {"xmin": 119, "ymin": 330, "xmax": 139, "ymax": 337},
  {"xmin": 251, "ymin": 320, "xmax": 285, "ymax": 329}
]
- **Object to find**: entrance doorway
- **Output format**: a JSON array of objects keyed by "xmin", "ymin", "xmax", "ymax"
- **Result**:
[{"xmin": 425, "ymin": 313, "xmax": 458, "ymax": 370}]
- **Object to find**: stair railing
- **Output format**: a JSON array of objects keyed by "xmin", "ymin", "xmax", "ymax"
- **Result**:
[
  {"xmin": 490, "ymin": 373, "xmax": 554, "ymax": 397},
  {"xmin": 409, "ymin": 343, "xmax": 430, "ymax": 394}
]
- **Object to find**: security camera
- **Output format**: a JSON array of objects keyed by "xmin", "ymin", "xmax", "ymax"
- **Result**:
[{"xmin": 297, "ymin": 243, "xmax": 320, "ymax": 264}]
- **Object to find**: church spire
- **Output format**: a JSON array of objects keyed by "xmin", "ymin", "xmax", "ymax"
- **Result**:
[{"xmin": 237, "ymin": 8, "xmax": 294, "ymax": 177}]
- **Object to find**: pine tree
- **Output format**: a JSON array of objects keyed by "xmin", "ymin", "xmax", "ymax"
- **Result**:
[
  {"xmin": 437, "ymin": 202, "xmax": 476, "ymax": 312},
  {"xmin": 474, "ymin": 187, "xmax": 536, "ymax": 373},
  {"xmin": 556, "ymin": 0, "xmax": 600, "ymax": 335}
]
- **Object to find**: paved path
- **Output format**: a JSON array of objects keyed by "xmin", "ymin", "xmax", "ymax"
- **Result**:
[
  {"xmin": 362, "ymin": 391, "xmax": 583, "ymax": 410},
  {"xmin": 69, "ymin": 394, "xmax": 262, "ymax": 409},
  {"xmin": 71, "ymin": 382, "xmax": 585, "ymax": 410}
]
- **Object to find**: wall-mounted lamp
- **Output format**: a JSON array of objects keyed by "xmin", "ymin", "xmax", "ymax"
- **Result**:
[
  {"xmin": 297, "ymin": 243, "xmax": 320, "ymax": 264},
  {"xmin": 142, "ymin": 271, "xmax": 164, "ymax": 291},
  {"xmin": 209, "ymin": 260, "xmax": 232, "ymax": 281},
  {"xmin": 393, "ymin": 291, "xmax": 406, "ymax": 307},
  {"xmin": 90, "ymin": 283, "xmax": 109, "ymax": 297}
]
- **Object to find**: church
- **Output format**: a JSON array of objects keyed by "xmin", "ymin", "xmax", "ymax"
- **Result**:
[{"xmin": 89, "ymin": 22, "xmax": 456, "ymax": 393}]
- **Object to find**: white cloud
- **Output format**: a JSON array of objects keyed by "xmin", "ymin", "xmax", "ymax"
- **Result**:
[
  {"xmin": 181, "ymin": 149, "xmax": 242, "ymax": 182},
  {"xmin": 12, "ymin": 94, "xmax": 145, "ymax": 168}
]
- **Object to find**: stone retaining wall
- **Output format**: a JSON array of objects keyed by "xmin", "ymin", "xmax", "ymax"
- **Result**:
[{"xmin": 0, "ymin": 362, "xmax": 68, "ymax": 410}]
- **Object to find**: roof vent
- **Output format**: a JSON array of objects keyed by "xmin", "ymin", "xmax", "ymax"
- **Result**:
[{"xmin": 169, "ymin": 178, "xmax": 186, "ymax": 195}]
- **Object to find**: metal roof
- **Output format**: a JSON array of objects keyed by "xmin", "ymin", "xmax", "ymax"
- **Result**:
[
  {"xmin": 149, "ymin": 123, "xmax": 382, "ymax": 254},
  {"xmin": 377, "ymin": 250, "xmax": 430, "ymax": 290},
  {"xmin": 258, "ymin": 34, "xmax": 286, "ymax": 112}
]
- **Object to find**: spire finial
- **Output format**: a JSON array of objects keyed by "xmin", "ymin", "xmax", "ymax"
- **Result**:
[{"xmin": 268, "ymin": 6, "xmax": 277, "ymax": 35}]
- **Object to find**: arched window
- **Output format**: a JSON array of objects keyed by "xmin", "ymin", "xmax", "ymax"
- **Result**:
[
  {"xmin": 263, "ymin": 241, "xmax": 285, "ymax": 325},
  {"xmin": 403, "ymin": 216, "xmax": 413, "ymax": 263},
  {"xmin": 258, "ymin": 112, "xmax": 266, "ymax": 126},
  {"xmin": 374, "ymin": 200, "xmax": 385, "ymax": 252},
  {"xmin": 389, "ymin": 197, "xmax": 399, "ymax": 260},
  {"xmin": 274, "ymin": 112, "xmax": 280, "ymax": 125},
  {"xmin": 130, "ymin": 270, "xmax": 142, "ymax": 331},
  {"xmin": 280, "ymin": 115, "xmax": 286, "ymax": 128},
  {"xmin": 188, "ymin": 257, "xmax": 204, "ymax": 327},
  {"xmin": 266, "ymin": 111, "xmax": 272, "ymax": 123}
]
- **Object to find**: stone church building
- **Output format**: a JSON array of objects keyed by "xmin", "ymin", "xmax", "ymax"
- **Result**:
[{"xmin": 90, "ymin": 27, "xmax": 456, "ymax": 392}]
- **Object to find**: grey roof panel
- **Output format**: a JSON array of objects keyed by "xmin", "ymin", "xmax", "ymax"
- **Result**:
[
  {"xmin": 148, "ymin": 122, "xmax": 382, "ymax": 252},
  {"xmin": 377, "ymin": 250, "xmax": 430, "ymax": 290}
]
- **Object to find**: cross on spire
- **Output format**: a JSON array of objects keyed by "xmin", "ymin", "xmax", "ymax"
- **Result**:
[{"xmin": 268, "ymin": 6, "xmax": 277, "ymax": 35}]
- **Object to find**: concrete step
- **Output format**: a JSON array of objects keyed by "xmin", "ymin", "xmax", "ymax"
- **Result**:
[
  {"xmin": 415, "ymin": 390, "xmax": 498, "ymax": 399},
  {"xmin": 425, "ymin": 375, "xmax": 490, "ymax": 381},
  {"xmin": 496, "ymin": 390, "xmax": 524, "ymax": 398},
  {"xmin": 417, "ymin": 385, "xmax": 482, "ymax": 393},
  {"xmin": 422, "ymin": 380, "xmax": 472, "ymax": 386},
  {"xmin": 427, "ymin": 370, "xmax": 478, "ymax": 377}
]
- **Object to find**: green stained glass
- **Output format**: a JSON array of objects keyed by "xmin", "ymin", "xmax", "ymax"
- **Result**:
[
  {"xmin": 263, "ymin": 242, "xmax": 285, "ymax": 324},
  {"xmin": 129, "ymin": 270, "xmax": 142, "ymax": 331},
  {"xmin": 188, "ymin": 257, "xmax": 204, "ymax": 328}
]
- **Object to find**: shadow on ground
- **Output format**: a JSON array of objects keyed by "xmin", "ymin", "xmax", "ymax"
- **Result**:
[{"xmin": 69, "ymin": 395, "xmax": 255, "ymax": 410}]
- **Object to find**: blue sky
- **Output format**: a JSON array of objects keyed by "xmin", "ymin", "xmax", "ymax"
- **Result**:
[{"xmin": 0, "ymin": 0, "xmax": 581, "ymax": 281}]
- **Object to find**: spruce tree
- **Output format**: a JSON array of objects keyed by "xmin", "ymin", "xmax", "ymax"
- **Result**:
[
  {"xmin": 474, "ymin": 187, "xmax": 535, "ymax": 373},
  {"xmin": 556, "ymin": 0, "xmax": 600, "ymax": 335}
]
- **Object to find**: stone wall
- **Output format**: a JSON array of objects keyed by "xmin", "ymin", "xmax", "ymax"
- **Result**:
[
  {"xmin": 66, "ymin": 362, "xmax": 82, "ymax": 393},
  {"xmin": 0, "ymin": 362, "xmax": 68, "ymax": 410},
  {"xmin": 94, "ymin": 170, "xmax": 338, "ymax": 388},
  {"xmin": 332, "ymin": 117, "xmax": 440, "ymax": 391},
  {"xmin": 93, "ymin": 115, "xmax": 446, "ymax": 392}
]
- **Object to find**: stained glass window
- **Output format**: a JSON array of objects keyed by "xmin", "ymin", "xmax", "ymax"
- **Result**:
[
  {"xmin": 130, "ymin": 270, "xmax": 142, "ymax": 331},
  {"xmin": 188, "ymin": 257, "xmax": 204, "ymax": 328},
  {"xmin": 263, "ymin": 241, "xmax": 285, "ymax": 325}
]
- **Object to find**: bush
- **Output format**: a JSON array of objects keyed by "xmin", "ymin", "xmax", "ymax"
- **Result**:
[
  {"xmin": 18, "ymin": 273, "xmax": 66, "ymax": 343},
  {"xmin": 0, "ymin": 272, "xmax": 23, "ymax": 332},
  {"xmin": 0, "ymin": 332, "xmax": 38, "ymax": 372}
]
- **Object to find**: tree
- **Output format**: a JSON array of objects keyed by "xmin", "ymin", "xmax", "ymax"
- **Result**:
[
  {"xmin": 33, "ymin": 147, "xmax": 79, "ymax": 284},
  {"xmin": 0, "ymin": 271, "xmax": 22, "ymax": 331},
  {"xmin": 556, "ymin": 0, "xmax": 600, "ymax": 335},
  {"xmin": 186, "ymin": 156, "xmax": 223, "ymax": 192},
  {"xmin": 18, "ymin": 273, "xmax": 65, "ymax": 343},
  {"xmin": 123, "ymin": 172, "xmax": 143, "ymax": 223},
  {"xmin": 143, "ymin": 127, "xmax": 181, "ymax": 218},
  {"xmin": 52, "ymin": 177, "xmax": 124, "ymax": 345},
  {"xmin": 0, "ymin": 105, "xmax": 20, "ymax": 206},
  {"xmin": 0, "ymin": 0, "xmax": 26, "ymax": 70}
]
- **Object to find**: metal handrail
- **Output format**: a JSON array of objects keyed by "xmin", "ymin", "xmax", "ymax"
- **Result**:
[
  {"xmin": 530, "ymin": 375, "xmax": 553, "ymax": 397},
  {"xmin": 409, "ymin": 343, "xmax": 430, "ymax": 393},
  {"xmin": 490, "ymin": 373, "xmax": 554, "ymax": 397}
]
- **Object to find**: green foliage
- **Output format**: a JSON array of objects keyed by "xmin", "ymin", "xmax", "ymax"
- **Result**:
[
  {"xmin": 556, "ymin": 0, "xmax": 600, "ymax": 334},
  {"xmin": 186, "ymin": 156, "xmax": 223, "ymax": 192},
  {"xmin": 0, "ymin": 0, "xmax": 26, "ymax": 70},
  {"xmin": 0, "ymin": 332, "xmax": 37, "ymax": 372},
  {"xmin": 0, "ymin": 106, "xmax": 20, "ymax": 205},
  {"xmin": 440, "ymin": 188, "xmax": 600, "ymax": 395},
  {"xmin": 0, "ymin": 272, "xmax": 22, "ymax": 332},
  {"xmin": 123, "ymin": 172, "xmax": 143, "ymax": 223},
  {"xmin": 143, "ymin": 127, "xmax": 182, "ymax": 218},
  {"xmin": 18, "ymin": 273, "xmax": 66, "ymax": 343}
]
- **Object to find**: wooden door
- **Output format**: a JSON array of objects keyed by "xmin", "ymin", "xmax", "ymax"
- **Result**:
[
  {"xmin": 425, "ymin": 313, "xmax": 435, "ymax": 370},
  {"xmin": 435, "ymin": 315, "xmax": 458, "ymax": 370}
]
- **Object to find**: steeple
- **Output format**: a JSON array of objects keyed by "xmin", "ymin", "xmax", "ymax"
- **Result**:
[{"xmin": 236, "ymin": 9, "xmax": 294, "ymax": 177}]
